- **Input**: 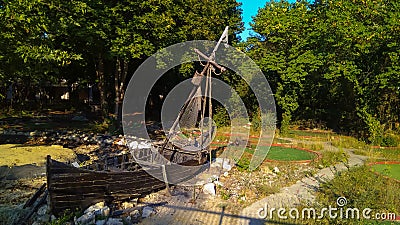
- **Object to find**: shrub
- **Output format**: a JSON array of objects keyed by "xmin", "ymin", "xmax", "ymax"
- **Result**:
[{"xmin": 380, "ymin": 136, "xmax": 399, "ymax": 147}]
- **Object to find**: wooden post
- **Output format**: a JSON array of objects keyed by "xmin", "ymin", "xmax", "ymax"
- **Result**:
[{"xmin": 161, "ymin": 165, "xmax": 170, "ymax": 195}]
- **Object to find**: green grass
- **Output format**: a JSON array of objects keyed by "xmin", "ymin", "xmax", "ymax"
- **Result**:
[
  {"xmin": 282, "ymin": 129, "xmax": 335, "ymax": 141},
  {"xmin": 331, "ymin": 135, "xmax": 369, "ymax": 149},
  {"xmin": 374, "ymin": 148, "xmax": 400, "ymax": 161},
  {"xmin": 236, "ymin": 146, "xmax": 317, "ymax": 170},
  {"xmin": 314, "ymin": 165, "xmax": 400, "ymax": 224},
  {"xmin": 372, "ymin": 164, "xmax": 400, "ymax": 181},
  {"xmin": 266, "ymin": 146, "xmax": 315, "ymax": 161}
]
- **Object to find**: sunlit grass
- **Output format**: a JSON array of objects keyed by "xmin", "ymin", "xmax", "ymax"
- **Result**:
[
  {"xmin": 0, "ymin": 144, "xmax": 75, "ymax": 166},
  {"xmin": 371, "ymin": 164, "xmax": 400, "ymax": 181}
]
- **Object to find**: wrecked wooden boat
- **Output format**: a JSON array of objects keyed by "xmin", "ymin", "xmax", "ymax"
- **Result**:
[{"xmin": 46, "ymin": 154, "xmax": 206, "ymax": 216}]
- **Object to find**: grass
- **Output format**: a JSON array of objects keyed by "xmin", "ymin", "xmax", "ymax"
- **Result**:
[
  {"xmin": 266, "ymin": 146, "xmax": 316, "ymax": 161},
  {"xmin": 267, "ymin": 166, "xmax": 400, "ymax": 224},
  {"xmin": 235, "ymin": 146, "xmax": 317, "ymax": 171},
  {"xmin": 315, "ymin": 165, "xmax": 400, "ymax": 224},
  {"xmin": 331, "ymin": 135, "xmax": 369, "ymax": 149},
  {"xmin": 315, "ymin": 148, "xmax": 349, "ymax": 168},
  {"xmin": 371, "ymin": 164, "xmax": 400, "ymax": 181},
  {"xmin": 0, "ymin": 144, "xmax": 75, "ymax": 166}
]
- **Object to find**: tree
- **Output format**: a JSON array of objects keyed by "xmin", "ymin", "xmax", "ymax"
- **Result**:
[{"xmin": 248, "ymin": 0, "xmax": 400, "ymax": 141}]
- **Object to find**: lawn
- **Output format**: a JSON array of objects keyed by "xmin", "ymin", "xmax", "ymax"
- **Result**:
[
  {"xmin": 371, "ymin": 164, "xmax": 400, "ymax": 181},
  {"xmin": 0, "ymin": 144, "xmax": 76, "ymax": 166},
  {"xmin": 266, "ymin": 146, "xmax": 316, "ymax": 161}
]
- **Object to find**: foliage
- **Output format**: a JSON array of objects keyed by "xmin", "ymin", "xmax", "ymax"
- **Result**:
[
  {"xmin": 331, "ymin": 136, "xmax": 369, "ymax": 149},
  {"xmin": 248, "ymin": 0, "xmax": 400, "ymax": 139},
  {"xmin": 316, "ymin": 148, "xmax": 349, "ymax": 168},
  {"xmin": 316, "ymin": 166, "xmax": 400, "ymax": 224},
  {"xmin": 213, "ymin": 106, "xmax": 231, "ymax": 127},
  {"xmin": 0, "ymin": 0, "xmax": 243, "ymax": 117},
  {"xmin": 380, "ymin": 135, "xmax": 399, "ymax": 147}
]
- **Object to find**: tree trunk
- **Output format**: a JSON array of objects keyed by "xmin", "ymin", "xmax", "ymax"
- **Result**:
[
  {"xmin": 96, "ymin": 53, "xmax": 107, "ymax": 117},
  {"xmin": 114, "ymin": 58, "xmax": 128, "ymax": 129}
]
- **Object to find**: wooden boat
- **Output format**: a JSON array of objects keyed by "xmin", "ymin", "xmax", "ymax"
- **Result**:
[{"xmin": 46, "ymin": 154, "xmax": 207, "ymax": 216}]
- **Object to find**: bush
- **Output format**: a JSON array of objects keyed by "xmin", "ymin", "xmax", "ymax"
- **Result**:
[
  {"xmin": 315, "ymin": 166, "xmax": 400, "ymax": 224},
  {"xmin": 380, "ymin": 136, "xmax": 399, "ymax": 147},
  {"xmin": 213, "ymin": 107, "xmax": 230, "ymax": 127}
]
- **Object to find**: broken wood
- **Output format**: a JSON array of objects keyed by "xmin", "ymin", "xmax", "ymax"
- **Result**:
[{"xmin": 23, "ymin": 183, "xmax": 46, "ymax": 209}]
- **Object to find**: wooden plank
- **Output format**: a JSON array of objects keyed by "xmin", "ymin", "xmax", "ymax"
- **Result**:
[{"xmin": 23, "ymin": 183, "xmax": 46, "ymax": 209}]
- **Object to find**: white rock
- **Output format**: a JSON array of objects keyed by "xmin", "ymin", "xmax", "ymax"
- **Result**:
[
  {"xmin": 121, "ymin": 201, "xmax": 134, "ymax": 209},
  {"xmin": 215, "ymin": 158, "xmax": 225, "ymax": 164},
  {"xmin": 129, "ymin": 141, "xmax": 138, "ymax": 149},
  {"xmin": 142, "ymin": 206, "xmax": 155, "ymax": 218},
  {"xmin": 71, "ymin": 162, "xmax": 80, "ymax": 168},
  {"xmin": 273, "ymin": 167, "xmax": 280, "ymax": 173},
  {"xmin": 223, "ymin": 172, "xmax": 229, "ymax": 177},
  {"xmin": 75, "ymin": 212, "xmax": 95, "ymax": 225},
  {"xmin": 84, "ymin": 202, "xmax": 105, "ymax": 214},
  {"xmin": 97, "ymin": 206, "xmax": 110, "ymax": 217},
  {"xmin": 207, "ymin": 175, "xmax": 219, "ymax": 183},
  {"xmin": 214, "ymin": 181, "xmax": 224, "ymax": 187},
  {"xmin": 203, "ymin": 183, "xmax": 216, "ymax": 196},
  {"xmin": 223, "ymin": 161, "xmax": 232, "ymax": 171},
  {"xmin": 210, "ymin": 162, "xmax": 222, "ymax": 168},
  {"xmin": 130, "ymin": 209, "xmax": 140, "ymax": 219},
  {"xmin": 138, "ymin": 142, "xmax": 151, "ymax": 149}
]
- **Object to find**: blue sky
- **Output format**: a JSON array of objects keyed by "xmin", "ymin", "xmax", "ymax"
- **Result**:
[{"xmin": 238, "ymin": 0, "xmax": 296, "ymax": 40}]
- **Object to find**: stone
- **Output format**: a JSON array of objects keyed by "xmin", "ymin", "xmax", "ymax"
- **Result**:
[
  {"xmin": 273, "ymin": 166, "xmax": 280, "ymax": 173},
  {"xmin": 71, "ymin": 162, "xmax": 80, "ymax": 168},
  {"xmin": 84, "ymin": 202, "xmax": 105, "ymax": 214},
  {"xmin": 214, "ymin": 181, "xmax": 224, "ymax": 187},
  {"xmin": 37, "ymin": 214, "xmax": 50, "ymax": 223},
  {"xmin": 37, "ymin": 204, "xmax": 48, "ymax": 216},
  {"xmin": 203, "ymin": 183, "xmax": 216, "ymax": 196},
  {"xmin": 96, "ymin": 220, "xmax": 106, "ymax": 225},
  {"xmin": 130, "ymin": 209, "xmax": 140, "ymax": 219},
  {"xmin": 215, "ymin": 158, "xmax": 224, "ymax": 164},
  {"xmin": 222, "ymin": 161, "xmax": 232, "ymax": 171},
  {"xmin": 142, "ymin": 206, "xmax": 155, "ymax": 218},
  {"xmin": 121, "ymin": 201, "xmax": 134, "ymax": 209},
  {"xmin": 223, "ymin": 172, "xmax": 229, "ymax": 177},
  {"xmin": 138, "ymin": 142, "xmax": 151, "ymax": 149},
  {"xmin": 75, "ymin": 212, "xmax": 95, "ymax": 225},
  {"xmin": 106, "ymin": 218, "xmax": 123, "ymax": 225}
]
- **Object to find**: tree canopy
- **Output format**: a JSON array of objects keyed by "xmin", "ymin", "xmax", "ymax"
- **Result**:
[{"xmin": 247, "ymin": 0, "xmax": 400, "ymax": 143}]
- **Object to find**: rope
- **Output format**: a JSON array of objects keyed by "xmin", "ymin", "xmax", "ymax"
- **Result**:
[{"xmin": 198, "ymin": 54, "xmax": 206, "ymax": 67}]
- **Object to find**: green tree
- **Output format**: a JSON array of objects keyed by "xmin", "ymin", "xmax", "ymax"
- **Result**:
[{"xmin": 248, "ymin": 0, "xmax": 400, "ymax": 140}]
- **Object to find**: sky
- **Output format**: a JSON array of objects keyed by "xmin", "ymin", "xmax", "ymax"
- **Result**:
[{"xmin": 238, "ymin": 0, "xmax": 296, "ymax": 41}]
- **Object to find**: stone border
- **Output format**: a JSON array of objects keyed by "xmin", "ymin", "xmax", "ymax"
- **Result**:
[{"xmin": 368, "ymin": 161, "xmax": 400, "ymax": 184}]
